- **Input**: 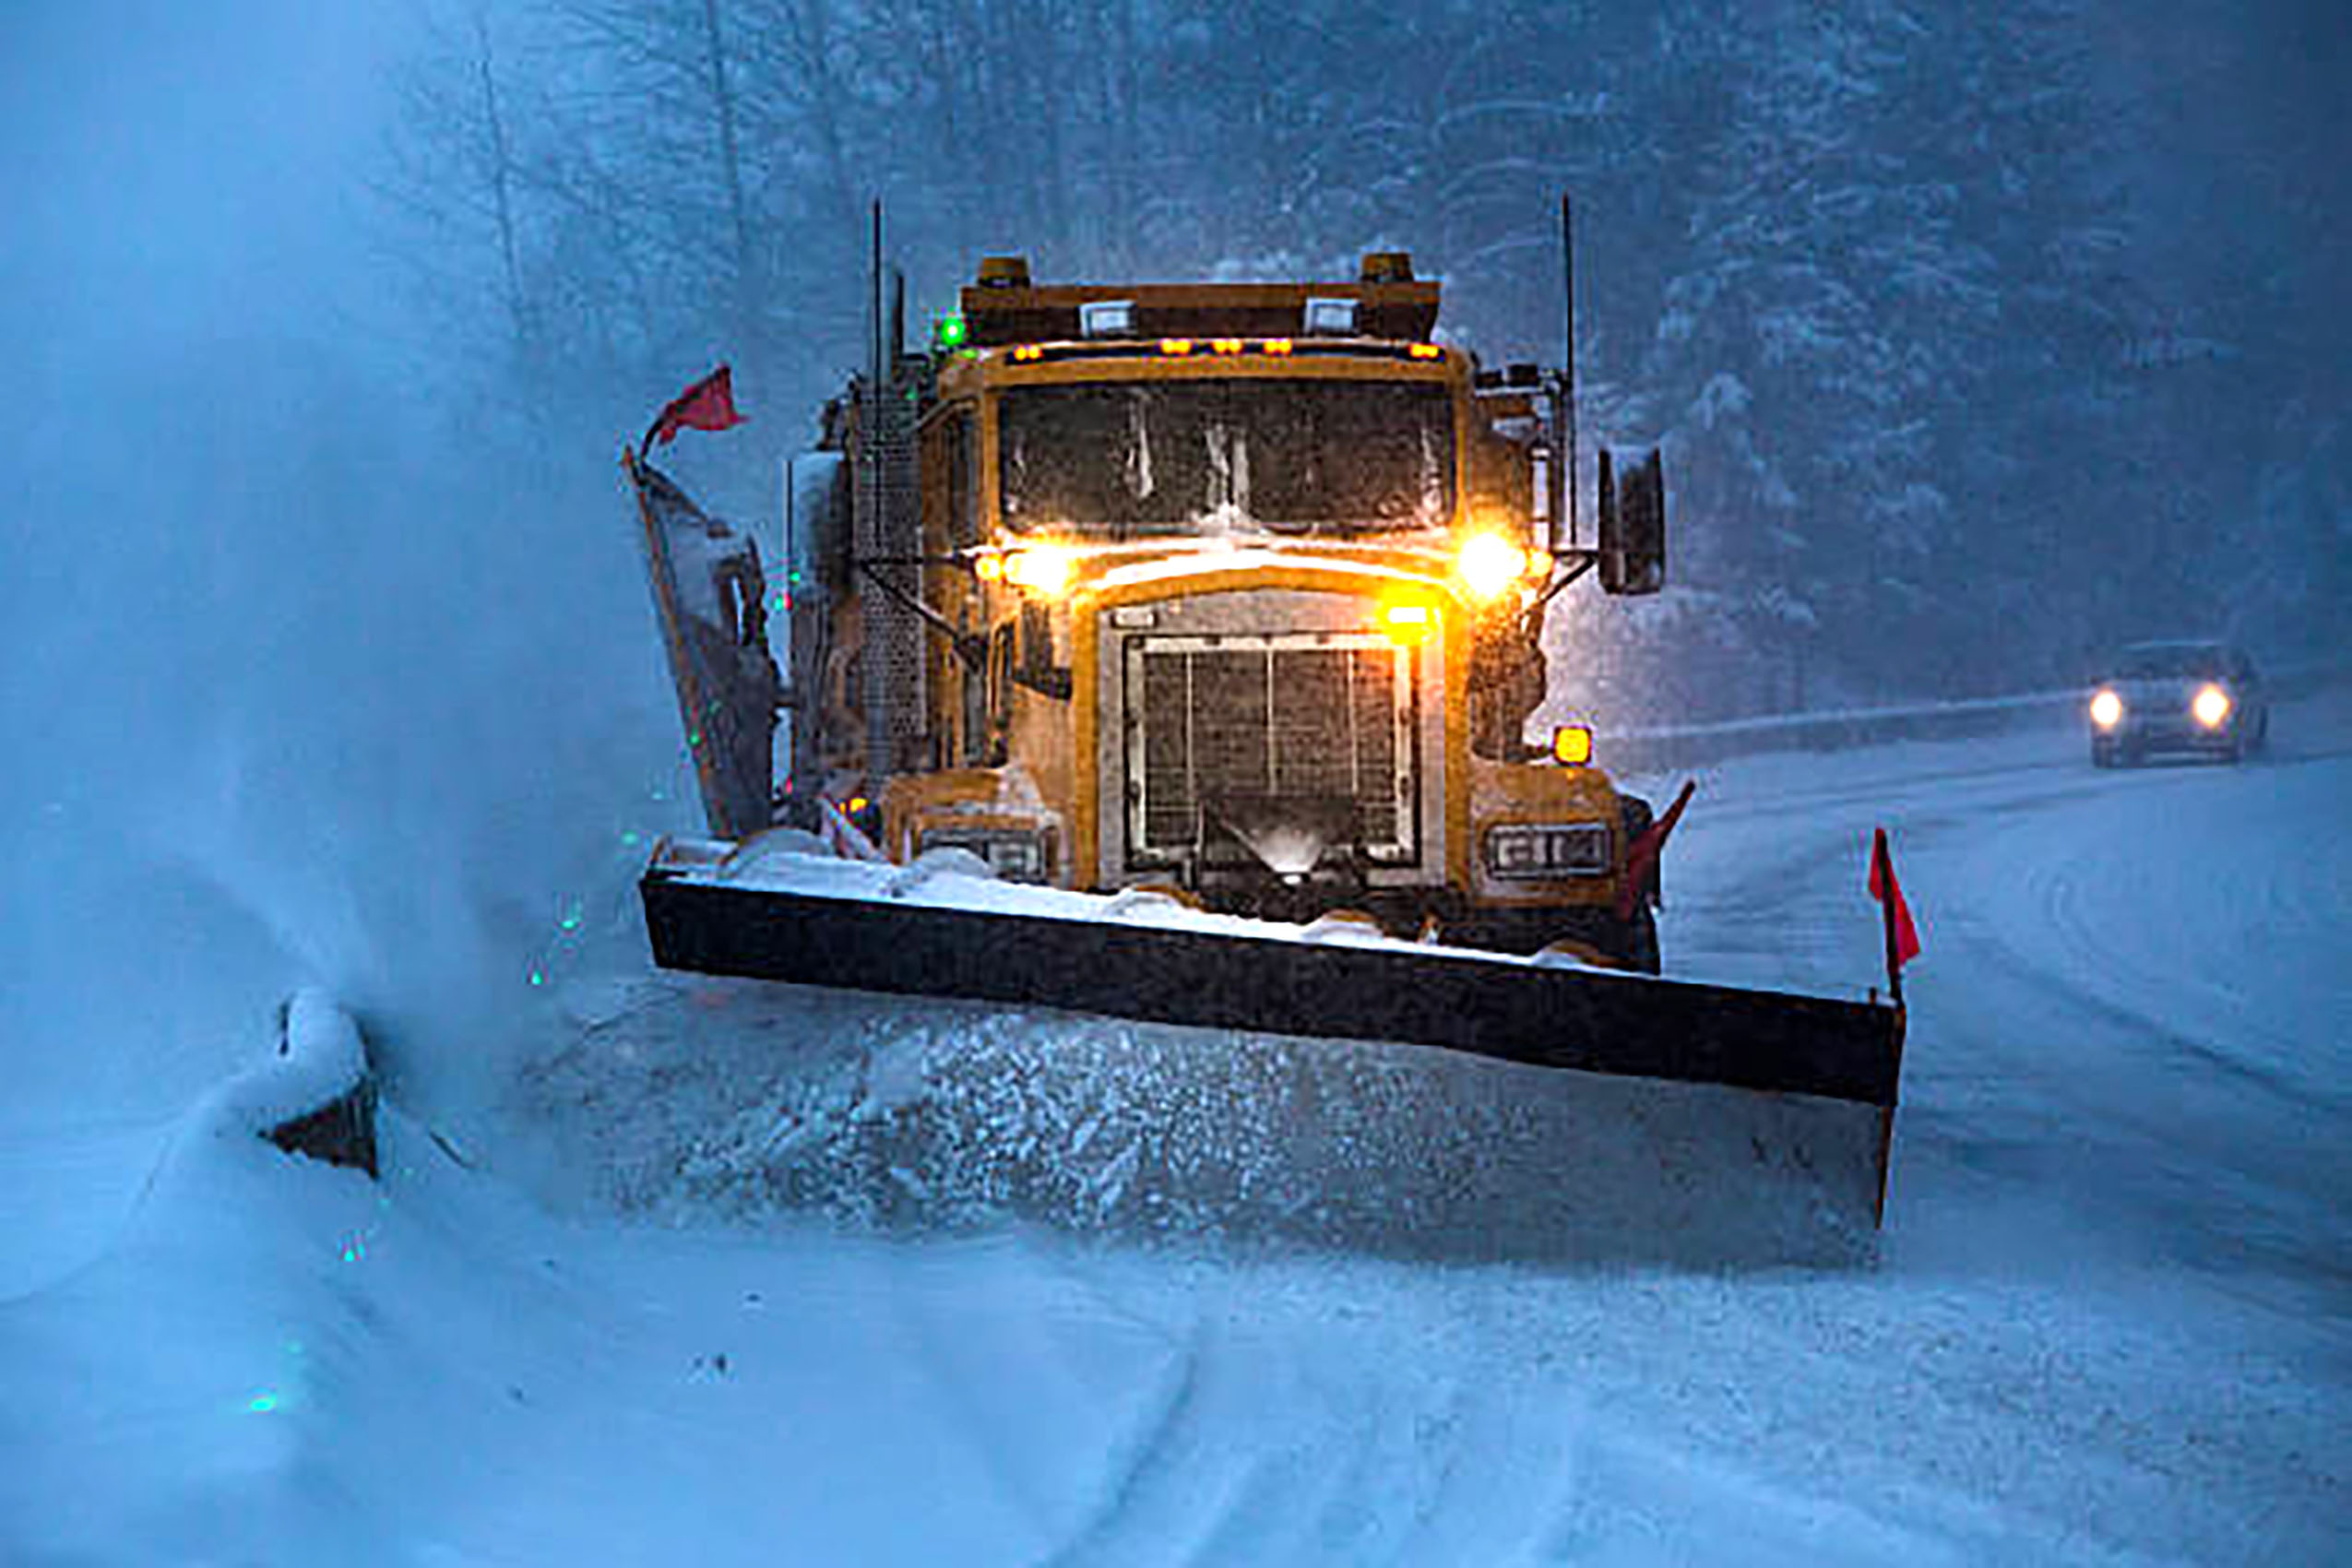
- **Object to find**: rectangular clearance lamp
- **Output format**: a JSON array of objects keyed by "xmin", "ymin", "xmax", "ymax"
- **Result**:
[
  {"xmin": 1303, "ymin": 297, "xmax": 1359, "ymax": 335},
  {"xmin": 1081, "ymin": 300, "xmax": 1134, "ymax": 338},
  {"xmin": 1552, "ymin": 724, "xmax": 1593, "ymax": 766}
]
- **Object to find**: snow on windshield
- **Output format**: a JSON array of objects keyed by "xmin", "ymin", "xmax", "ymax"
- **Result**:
[{"xmin": 997, "ymin": 378, "xmax": 1454, "ymax": 537}]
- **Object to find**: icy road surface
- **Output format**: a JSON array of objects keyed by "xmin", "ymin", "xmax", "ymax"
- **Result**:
[{"xmin": 4, "ymin": 691, "xmax": 2346, "ymax": 1563}]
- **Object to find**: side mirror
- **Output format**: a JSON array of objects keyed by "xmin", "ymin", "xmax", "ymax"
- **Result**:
[{"xmin": 1598, "ymin": 446, "xmax": 1666, "ymax": 596}]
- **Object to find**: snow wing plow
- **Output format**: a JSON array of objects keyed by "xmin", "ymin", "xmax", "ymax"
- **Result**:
[
  {"xmin": 621, "ymin": 219, "xmax": 1910, "ymax": 1238},
  {"xmin": 624, "ymin": 445, "xmax": 780, "ymax": 844}
]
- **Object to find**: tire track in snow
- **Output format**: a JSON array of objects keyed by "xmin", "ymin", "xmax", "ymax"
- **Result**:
[{"xmin": 1035, "ymin": 1321, "xmax": 1208, "ymax": 1568}]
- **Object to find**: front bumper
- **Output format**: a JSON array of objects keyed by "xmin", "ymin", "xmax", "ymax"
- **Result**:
[
  {"xmin": 2097, "ymin": 717, "xmax": 2242, "ymax": 754},
  {"xmin": 1172, "ymin": 873, "xmax": 1646, "ymax": 963}
]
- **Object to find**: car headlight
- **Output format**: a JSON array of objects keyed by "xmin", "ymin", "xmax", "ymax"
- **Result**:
[
  {"xmin": 2192, "ymin": 683, "xmax": 2231, "ymax": 729},
  {"xmin": 2089, "ymin": 689, "xmax": 2123, "ymax": 729},
  {"xmin": 1484, "ymin": 823, "xmax": 1610, "ymax": 879}
]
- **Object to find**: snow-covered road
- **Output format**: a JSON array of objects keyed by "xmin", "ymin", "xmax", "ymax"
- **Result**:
[
  {"xmin": 5, "ymin": 692, "xmax": 2346, "ymax": 1564},
  {"xmin": 1654, "ymin": 692, "xmax": 2351, "ymax": 1313}
]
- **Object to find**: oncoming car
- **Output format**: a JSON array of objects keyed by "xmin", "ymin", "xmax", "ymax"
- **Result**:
[{"xmin": 2088, "ymin": 640, "xmax": 2269, "ymax": 766}]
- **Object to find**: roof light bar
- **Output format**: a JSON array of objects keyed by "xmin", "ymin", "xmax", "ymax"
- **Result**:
[{"xmin": 994, "ymin": 339, "xmax": 1448, "ymax": 366}]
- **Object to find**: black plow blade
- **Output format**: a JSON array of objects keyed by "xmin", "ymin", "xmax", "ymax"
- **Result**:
[{"xmin": 639, "ymin": 844, "xmax": 1908, "ymax": 1236}]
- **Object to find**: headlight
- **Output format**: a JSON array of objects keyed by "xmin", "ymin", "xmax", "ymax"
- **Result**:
[
  {"xmin": 1456, "ymin": 532, "xmax": 1529, "ymax": 600},
  {"xmin": 1485, "ymin": 823, "xmax": 1610, "ymax": 879},
  {"xmin": 1005, "ymin": 544, "xmax": 1075, "ymax": 597},
  {"xmin": 2192, "ymin": 683, "xmax": 2231, "ymax": 729},
  {"xmin": 2089, "ymin": 689, "xmax": 2123, "ymax": 729}
]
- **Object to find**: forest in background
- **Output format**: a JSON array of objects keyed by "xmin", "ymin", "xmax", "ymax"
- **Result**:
[{"xmin": 381, "ymin": 0, "xmax": 2349, "ymax": 725}]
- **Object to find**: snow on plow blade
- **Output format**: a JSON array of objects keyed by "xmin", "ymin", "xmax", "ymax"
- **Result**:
[{"xmin": 639, "ymin": 839, "xmax": 1907, "ymax": 1237}]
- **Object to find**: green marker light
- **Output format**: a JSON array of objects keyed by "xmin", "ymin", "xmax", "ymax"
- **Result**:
[
  {"xmin": 935, "ymin": 315, "xmax": 968, "ymax": 350},
  {"xmin": 247, "ymin": 1392, "xmax": 279, "ymax": 1414}
]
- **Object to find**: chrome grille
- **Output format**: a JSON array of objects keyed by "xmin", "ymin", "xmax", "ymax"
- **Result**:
[{"xmin": 1127, "ymin": 636, "xmax": 1414, "ymax": 858}]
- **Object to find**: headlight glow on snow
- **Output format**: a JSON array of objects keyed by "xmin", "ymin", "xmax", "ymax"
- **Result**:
[
  {"xmin": 2090, "ymin": 689, "xmax": 2123, "ymax": 729},
  {"xmin": 1456, "ymin": 532, "xmax": 1529, "ymax": 600},
  {"xmin": 2193, "ymin": 683, "xmax": 2231, "ymax": 729}
]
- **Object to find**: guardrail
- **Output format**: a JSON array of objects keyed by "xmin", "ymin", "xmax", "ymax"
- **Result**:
[
  {"xmin": 1597, "ymin": 659, "xmax": 2344, "ymax": 774},
  {"xmin": 221, "ymin": 989, "xmax": 378, "ymax": 1177}
]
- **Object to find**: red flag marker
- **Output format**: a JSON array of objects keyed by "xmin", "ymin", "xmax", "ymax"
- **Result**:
[
  {"xmin": 645, "ymin": 364, "xmax": 747, "ymax": 450},
  {"xmin": 1615, "ymin": 778, "xmax": 1696, "ymax": 921},
  {"xmin": 1869, "ymin": 826, "xmax": 1921, "ymax": 1002}
]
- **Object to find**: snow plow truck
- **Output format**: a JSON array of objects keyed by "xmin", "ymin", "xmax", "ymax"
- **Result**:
[{"xmin": 623, "ymin": 221, "xmax": 1909, "ymax": 1234}]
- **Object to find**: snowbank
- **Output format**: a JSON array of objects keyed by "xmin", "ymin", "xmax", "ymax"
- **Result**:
[
  {"xmin": 220, "ymin": 988, "xmax": 378, "ymax": 1175},
  {"xmin": 0, "ymin": 994, "xmax": 386, "ymax": 1562}
]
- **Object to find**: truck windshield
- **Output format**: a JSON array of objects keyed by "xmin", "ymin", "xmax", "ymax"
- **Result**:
[{"xmin": 996, "ymin": 378, "xmax": 1454, "ymax": 536}]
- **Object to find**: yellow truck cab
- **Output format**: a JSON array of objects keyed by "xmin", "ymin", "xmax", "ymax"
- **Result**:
[{"xmin": 782, "ymin": 251, "xmax": 1669, "ymax": 968}]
